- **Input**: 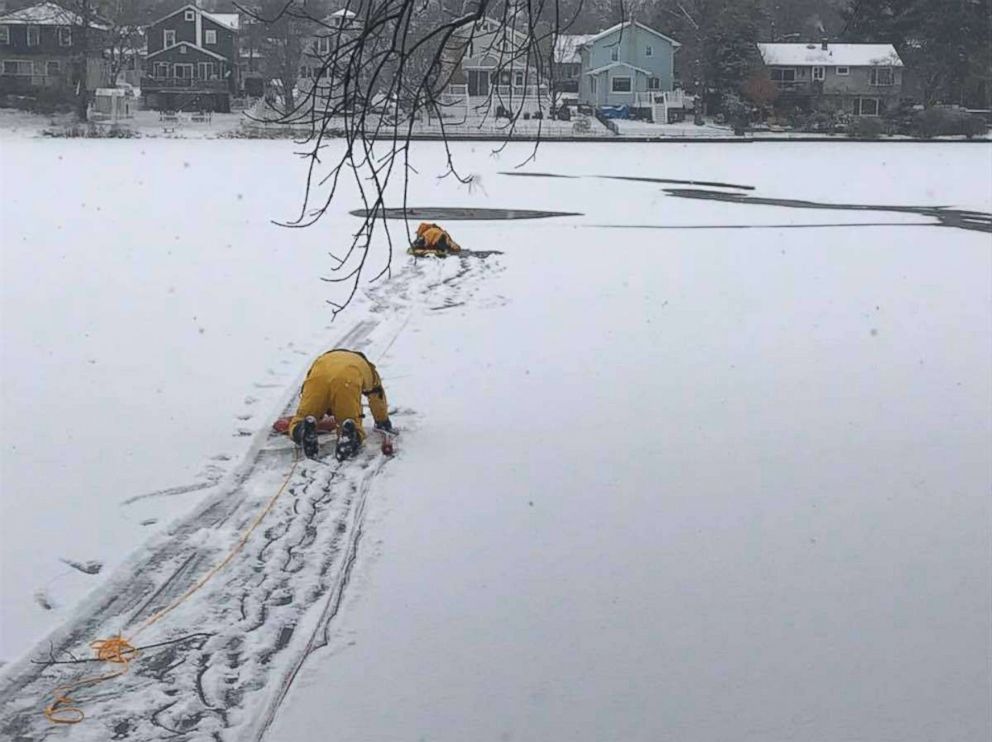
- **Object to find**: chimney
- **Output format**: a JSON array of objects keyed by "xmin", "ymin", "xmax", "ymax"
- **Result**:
[{"xmin": 821, "ymin": 40, "xmax": 828, "ymax": 51}]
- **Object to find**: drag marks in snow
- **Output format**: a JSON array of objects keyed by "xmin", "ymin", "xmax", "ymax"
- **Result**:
[
  {"xmin": 0, "ymin": 408, "xmax": 387, "ymax": 742},
  {"xmin": 0, "ymin": 255, "xmax": 503, "ymax": 742}
]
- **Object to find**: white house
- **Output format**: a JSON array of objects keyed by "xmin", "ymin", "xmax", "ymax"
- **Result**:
[{"xmin": 439, "ymin": 16, "xmax": 549, "ymax": 120}]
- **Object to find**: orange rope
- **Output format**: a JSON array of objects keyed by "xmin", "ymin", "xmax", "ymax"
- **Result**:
[
  {"xmin": 130, "ymin": 454, "xmax": 300, "ymax": 640},
  {"xmin": 43, "ymin": 451, "xmax": 300, "ymax": 724},
  {"xmin": 44, "ymin": 636, "xmax": 137, "ymax": 723}
]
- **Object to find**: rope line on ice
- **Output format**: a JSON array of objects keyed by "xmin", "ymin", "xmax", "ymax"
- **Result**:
[{"xmin": 42, "ymin": 451, "xmax": 303, "ymax": 725}]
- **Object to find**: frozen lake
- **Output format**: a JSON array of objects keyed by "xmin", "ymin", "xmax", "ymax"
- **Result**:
[{"xmin": 1, "ymin": 139, "xmax": 990, "ymax": 740}]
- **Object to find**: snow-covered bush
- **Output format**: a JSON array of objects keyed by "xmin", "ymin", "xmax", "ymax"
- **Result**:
[
  {"xmin": 847, "ymin": 116, "xmax": 887, "ymax": 139},
  {"xmin": 42, "ymin": 123, "xmax": 139, "ymax": 138},
  {"xmin": 912, "ymin": 107, "xmax": 988, "ymax": 139}
]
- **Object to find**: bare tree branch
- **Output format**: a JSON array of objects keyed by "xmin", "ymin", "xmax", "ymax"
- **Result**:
[{"xmin": 244, "ymin": 0, "xmax": 561, "ymax": 316}]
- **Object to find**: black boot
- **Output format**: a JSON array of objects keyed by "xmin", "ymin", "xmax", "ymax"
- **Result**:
[
  {"xmin": 335, "ymin": 419, "xmax": 360, "ymax": 461},
  {"xmin": 292, "ymin": 416, "xmax": 320, "ymax": 459}
]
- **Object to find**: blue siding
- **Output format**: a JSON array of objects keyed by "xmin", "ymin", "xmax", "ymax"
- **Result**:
[{"xmin": 578, "ymin": 23, "xmax": 677, "ymax": 107}]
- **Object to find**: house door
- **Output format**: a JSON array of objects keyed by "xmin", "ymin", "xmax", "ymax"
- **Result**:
[{"xmin": 467, "ymin": 69, "xmax": 489, "ymax": 97}]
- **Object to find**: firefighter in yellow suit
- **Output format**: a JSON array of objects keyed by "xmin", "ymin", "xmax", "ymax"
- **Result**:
[
  {"xmin": 288, "ymin": 349, "xmax": 392, "ymax": 460},
  {"xmin": 408, "ymin": 222, "xmax": 461, "ymax": 257}
]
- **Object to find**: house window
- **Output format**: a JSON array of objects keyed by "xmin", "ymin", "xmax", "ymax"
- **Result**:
[
  {"xmin": 174, "ymin": 63, "xmax": 193, "ymax": 79},
  {"xmin": 854, "ymin": 97, "xmax": 879, "ymax": 116},
  {"xmin": 869, "ymin": 67, "xmax": 893, "ymax": 86},
  {"xmin": 769, "ymin": 67, "xmax": 795, "ymax": 82},
  {"xmin": 513, "ymin": 70, "xmax": 524, "ymax": 87},
  {"xmin": 27, "ymin": 25, "xmax": 40, "ymax": 46},
  {"xmin": 164, "ymin": 29, "xmax": 176, "ymax": 47},
  {"xmin": 58, "ymin": 26, "xmax": 72, "ymax": 46},
  {"xmin": 205, "ymin": 29, "xmax": 217, "ymax": 45},
  {"xmin": 316, "ymin": 36, "xmax": 330, "ymax": 54},
  {"xmin": 46, "ymin": 60, "xmax": 60, "ymax": 75},
  {"xmin": 179, "ymin": 45, "xmax": 187, "ymax": 54},
  {"xmin": 648, "ymin": 76, "xmax": 660, "ymax": 90},
  {"xmin": 812, "ymin": 66, "xmax": 824, "ymax": 81},
  {"xmin": 611, "ymin": 76, "xmax": 631, "ymax": 93},
  {"xmin": 590, "ymin": 75, "xmax": 597, "ymax": 93},
  {"xmin": 185, "ymin": 10, "xmax": 195, "ymax": 21},
  {"xmin": 836, "ymin": 66, "xmax": 849, "ymax": 75},
  {"xmin": 609, "ymin": 46, "xmax": 619, "ymax": 62},
  {"xmin": 154, "ymin": 62, "xmax": 169, "ymax": 77},
  {"xmin": 645, "ymin": 44, "xmax": 653, "ymax": 57},
  {"xmin": 3, "ymin": 59, "xmax": 31, "ymax": 74},
  {"xmin": 0, "ymin": 25, "xmax": 9, "ymax": 44},
  {"xmin": 197, "ymin": 61, "xmax": 215, "ymax": 78}
]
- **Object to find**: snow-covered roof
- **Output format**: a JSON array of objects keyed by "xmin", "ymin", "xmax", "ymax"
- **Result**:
[
  {"xmin": 204, "ymin": 11, "xmax": 239, "ymax": 31},
  {"xmin": 147, "ymin": 40, "xmax": 228, "ymax": 61},
  {"xmin": 583, "ymin": 20, "xmax": 680, "ymax": 50},
  {"xmin": 554, "ymin": 34, "xmax": 594, "ymax": 64},
  {"xmin": 0, "ymin": 1, "xmax": 110, "ymax": 29},
  {"xmin": 464, "ymin": 15, "xmax": 529, "ymax": 44},
  {"xmin": 585, "ymin": 60, "xmax": 652, "ymax": 77},
  {"xmin": 757, "ymin": 43, "xmax": 903, "ymax": 67},
  {"xmin": 322, "ymin": 8, "xmax": 358, "ymax": 28},
  {"xmin": 150, "ymin": 5, "xmax": 239, "ymax": 33}
]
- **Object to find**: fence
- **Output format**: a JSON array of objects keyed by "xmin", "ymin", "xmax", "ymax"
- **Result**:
[{"xmin": 594, "ymin": 108, "xmax": 619, "ymax": 135}]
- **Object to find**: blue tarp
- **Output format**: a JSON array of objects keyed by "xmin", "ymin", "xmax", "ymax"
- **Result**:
[{"xmin": 598, "ymin": 105, "xmax": 631, "ymax": 120}]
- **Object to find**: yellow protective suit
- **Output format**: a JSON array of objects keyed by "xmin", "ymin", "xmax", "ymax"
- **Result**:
[
  {"xmin": 287, "ymin": 349, "xmax": 388, "ymax": 442},
  {"xmin": 409, "ymin": 222, "xmax": 461, "ymax": 256}
]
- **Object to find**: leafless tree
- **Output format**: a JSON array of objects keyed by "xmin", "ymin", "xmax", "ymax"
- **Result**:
[
  {"xmin": 100, "ymin": 0, "xmax": 143, "ymax": 88},
  {"xmin": 243, "ymin": 0, "xmax": 572, "ymax": 316},
  {"xmin": 47, "ymin": 0, "xmax": 140, "ymax": 119}
]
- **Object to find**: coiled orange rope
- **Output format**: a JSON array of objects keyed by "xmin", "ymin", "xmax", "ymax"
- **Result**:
[{"xmin": 44, "ymin": 636, "xmax": 139, "ymax": 723}]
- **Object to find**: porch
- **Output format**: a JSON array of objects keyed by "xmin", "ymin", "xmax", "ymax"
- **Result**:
[
  {"xmin": 140, "ymin": 77, "xmax": 229, "ymax": 92},
  {"xmin": 438, "ymin": 82, "xmax": 552, "ymax": 119}
]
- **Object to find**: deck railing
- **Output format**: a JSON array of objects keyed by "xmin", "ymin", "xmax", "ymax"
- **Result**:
[{"xmin": 141, "ymin": 77, "xmax": 228, "ymax": 92}]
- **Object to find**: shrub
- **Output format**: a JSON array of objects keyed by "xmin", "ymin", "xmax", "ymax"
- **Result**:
[
  {"xmin": 848, "ymin": 116, "xmax": 886, "ymax": 139},
  {"xmin": 42, "ymin": 123, "xmax": 139, "ymax": 138},
  {"xmin": 800, "ymin": 111, "xmax": 841, "ymax": 134},
  {"xmin": 913, "ymin": 107, "xmax": 988, "ymax": 138}
]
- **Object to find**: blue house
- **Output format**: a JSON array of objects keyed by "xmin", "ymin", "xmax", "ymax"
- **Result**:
[{"xmin": 577, "ymin": 20, "xmax": 680, "ymax": 108}]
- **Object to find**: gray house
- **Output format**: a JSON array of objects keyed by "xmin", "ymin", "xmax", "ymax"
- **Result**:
[
  {"xmin": 577, "ymin": 20, "xmax": 679, "ymax": 108},
  {"xmin": 756, "ymin": 42, "xmax": 904, "ymax": 116}
]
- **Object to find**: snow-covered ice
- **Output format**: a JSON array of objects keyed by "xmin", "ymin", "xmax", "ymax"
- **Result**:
[{"xmin": 1, "ymin": 137, "xmax": 990, "ymax": 741}]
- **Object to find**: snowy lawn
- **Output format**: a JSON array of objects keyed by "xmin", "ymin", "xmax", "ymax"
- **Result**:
[{"xmin": 1, "ymin": 138, "xmax": 990, "ymax": 740}]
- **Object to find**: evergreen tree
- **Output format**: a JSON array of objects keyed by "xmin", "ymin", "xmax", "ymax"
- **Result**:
[
  {"xmin": 644, "ymin": 0, "xmax": 764, "ymax": 95},
  {"xmin": 842, "ymin": 0, "xmax": 991, "ymax": 107}
]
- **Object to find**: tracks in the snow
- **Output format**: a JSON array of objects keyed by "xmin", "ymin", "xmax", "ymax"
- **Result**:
[{"xmin": 0, "ymin": 254, "xmax": 503, "ymax": 742}]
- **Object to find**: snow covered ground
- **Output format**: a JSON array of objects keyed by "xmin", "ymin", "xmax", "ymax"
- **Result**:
[{"xmin": 1, "ymin": 138, "xmax": 990, "ymax": 740}]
